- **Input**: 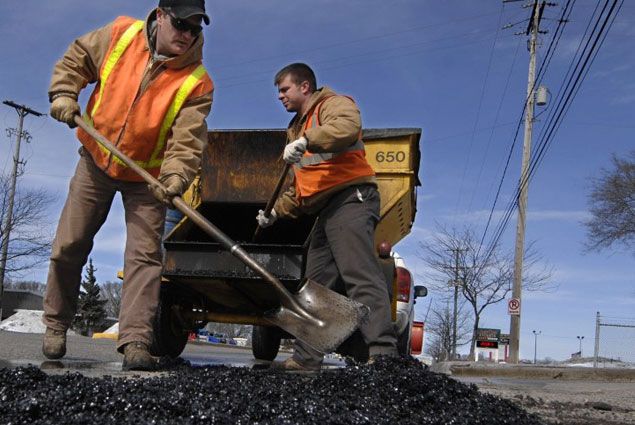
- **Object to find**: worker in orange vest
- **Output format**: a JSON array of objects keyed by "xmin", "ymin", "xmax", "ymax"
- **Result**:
[
  {"xmin": 257, "ymin": 63, "xmax": 398, "ymax": 371},
  {"xmin": 42, "ymin": 0, "xmax": 213, "ymax": 371}
]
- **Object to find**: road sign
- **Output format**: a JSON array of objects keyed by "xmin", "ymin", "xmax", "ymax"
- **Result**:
[
  {"xmin": 508, "ymin": 298, "xmax": 520, "ymax": 315},
  {"xmin": 476, "ymin": 328, "xmax": 500, "ymax": 342}
]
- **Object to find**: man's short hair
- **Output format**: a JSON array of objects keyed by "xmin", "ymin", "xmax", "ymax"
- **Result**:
[{"xmin": 274, "ymin": 63, "xmax": 317, "ymax": 92}]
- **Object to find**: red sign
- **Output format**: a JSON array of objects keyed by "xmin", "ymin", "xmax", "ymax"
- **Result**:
[{"xmin": 476, "ymin": 340, "xmax": 499, "ymax": 349}]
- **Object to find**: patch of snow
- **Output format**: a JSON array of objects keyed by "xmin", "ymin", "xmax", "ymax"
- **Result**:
[
  {"xmin": 104, "ymin": 322, "xmax": 119, "ymax": 334},
  {"xmin": 564, "ymin": 362, "xmax": 595, "ymax": 368},
  {"xmin": 0, "ymin": 310, "xmax": 47, "ymax": 333}
]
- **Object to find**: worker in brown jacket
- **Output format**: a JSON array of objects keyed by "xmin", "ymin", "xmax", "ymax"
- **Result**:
[
  {"xmin": 42, "ymin": 0, "xmax": 213, "ymax": 371},
  {"xmin": 257, "ymin": 63, "xmax": 398, "ymax": 371}
]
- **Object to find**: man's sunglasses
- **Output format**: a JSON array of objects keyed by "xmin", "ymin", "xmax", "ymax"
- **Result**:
[{"xmin": 168, "ymin": 13, "xmax": 202, "ymax": 36}]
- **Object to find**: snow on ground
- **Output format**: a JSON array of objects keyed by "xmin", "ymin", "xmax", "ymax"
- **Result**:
[
  {"xmin": 104, "ymin": 322, "xmax": 118, "ymax": 334},
  {"xmin": 0, "ymin": 310, "xmax": 47, "ymax": 333}
]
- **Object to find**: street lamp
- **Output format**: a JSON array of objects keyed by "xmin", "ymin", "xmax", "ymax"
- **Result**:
[
  {"xmin": 532, "ymin": 330, "xmax": 541, "ymax": 364},
  {"xmin": 577, "ymin": 335, "xmax": 585, "ymax": 356}
]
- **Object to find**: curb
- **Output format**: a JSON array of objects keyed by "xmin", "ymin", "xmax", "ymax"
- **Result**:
[{"xmin": 444, "ymin": 362, "xmax": 635, "ymax": 382}]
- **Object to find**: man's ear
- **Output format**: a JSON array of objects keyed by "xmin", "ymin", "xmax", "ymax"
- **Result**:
[{"xmin": 300, "ymin": 80, "xmax": 311, "ymax": 95}]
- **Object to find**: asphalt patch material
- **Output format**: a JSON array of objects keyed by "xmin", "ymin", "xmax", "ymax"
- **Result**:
[{"xmin": 0, "ymin": 356, "xmax": 544, "ymax": 424}]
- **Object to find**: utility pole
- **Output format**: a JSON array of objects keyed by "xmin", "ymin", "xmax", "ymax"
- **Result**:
[
  {"xmin": 0, "ymin": 100, "xmax": 43, "ymax": 320},
  {"xmin": 449, "ymin": 248, "xmax": 466, "ymax": 360},
  {"xmin": 532, "ymin": 329, "xmax": 541, "ymax": 364},
  {"xmin": 576, "ymin": 335, "xmax": 584, "ymax": 356},
  {"xmin": 508, "ymin": 0, "xmax": 547, "ymax": 364}
]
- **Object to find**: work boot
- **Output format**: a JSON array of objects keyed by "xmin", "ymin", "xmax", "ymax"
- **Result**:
[
  {"xmin": 42, "ymin": 328, "xmax": 66, "ymax": 360},
  {"xmin": 122, "ymin": 342, "xmax": 156, "ymax": 371},
  {"xmin": 272, "ymin": 357, "xmax": 321, "ymax": 373}
]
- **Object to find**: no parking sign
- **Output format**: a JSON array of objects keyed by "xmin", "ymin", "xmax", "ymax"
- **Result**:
[{"xmin": 508, "ymin": 298, "xmax": 520, "ymax": 315}]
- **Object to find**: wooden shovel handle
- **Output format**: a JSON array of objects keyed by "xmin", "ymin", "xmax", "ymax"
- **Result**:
[
  {"xmin": 74, "ymin": 116, "xmax": 310, "ymax": 315},
  {"xmin": 252, "ymin": 163, "xmax": 291, "ymax": 241}
]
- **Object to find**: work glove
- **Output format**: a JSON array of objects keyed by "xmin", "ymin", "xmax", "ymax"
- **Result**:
[
  {"xmin": 283, "ymin": 136, "xmax": 308, "ymax": 164},
  {"xmin": 256, "ymin": 209, "xmax": 277, "ymax": 228},
  {"xmin": 149, "ymin": 174, "xmax": 187, "ymax": 207},
  {"xmin": 50, "ymin": 96, "xmax": 80, "ymax": 128}
]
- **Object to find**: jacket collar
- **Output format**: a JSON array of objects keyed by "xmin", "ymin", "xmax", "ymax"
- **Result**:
[
  {"xmin": 291, "ymin": 86, "xmax": 336, "ymax": 127},
  {"xmin": 144, "ymin": 8, "xmax": 205, "ymax": 69}
]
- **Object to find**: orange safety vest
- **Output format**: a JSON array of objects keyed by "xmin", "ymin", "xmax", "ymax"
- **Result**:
[
  {"xmin": 293, "ymin": 96, "xmax": 375, "ymax": 198},
  {"xmin": 77, "ymin": 16, "xmax": 214, "ymax": 182}
]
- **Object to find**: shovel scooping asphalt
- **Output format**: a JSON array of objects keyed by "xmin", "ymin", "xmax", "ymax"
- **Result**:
[{"xmin": 74, "ymin": 116, "xmax": 369, "ymax": 353}]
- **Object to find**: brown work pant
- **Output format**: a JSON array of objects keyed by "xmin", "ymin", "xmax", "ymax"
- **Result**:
[
  {"xmin": 42, "ymin": 148, "xmax": 165, "ymax": 352},
  {"xmin": 292, "ymin": 184, "xmax": 398, "ymax": 367}
]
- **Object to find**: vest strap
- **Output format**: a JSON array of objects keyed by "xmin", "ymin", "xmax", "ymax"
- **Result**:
[
  {"xmin": 296, "ymin": 139, "xmax": 365, "ymax": 169},
  {"xmin": 85, "ymin": 19, "xmax": 208, "ymax": 171},
  {"xmin": 296, "ymin": 95, "xmax": 364, "ymax": 169},
  {"xmin": 91, "ymin": 20, "xmax": 144, "ymax": 117}
]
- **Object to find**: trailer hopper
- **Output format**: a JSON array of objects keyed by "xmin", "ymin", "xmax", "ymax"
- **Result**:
[{"xmin": 152, "ymin": 128, "xmax": 421, "ymax": 359}]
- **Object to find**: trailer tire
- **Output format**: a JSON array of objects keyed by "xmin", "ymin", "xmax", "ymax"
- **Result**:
[
  {"xmin": 149, "ymin": 290, "xmax": 189, "ymax": 358},
  {"xmin": 397, "ymin": 327, "xmax": 411, "ymax": 356},
  {"xmin": 252, "ymin": 325, "xmax": 282, "ymax": 361}
]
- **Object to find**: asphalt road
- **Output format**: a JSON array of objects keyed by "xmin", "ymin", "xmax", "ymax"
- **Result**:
[
  {"xmin": 0, "ymin": 330, "xmax": 342, "ymax": 378},
  {"xmin": 2, "ymin": 330, "xmax": 633, "ymax": 424}
]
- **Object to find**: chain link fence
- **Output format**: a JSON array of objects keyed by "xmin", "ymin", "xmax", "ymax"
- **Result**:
[{"xmin": 593, "ymin": 312, "xmax": 635, "ymax": 368}]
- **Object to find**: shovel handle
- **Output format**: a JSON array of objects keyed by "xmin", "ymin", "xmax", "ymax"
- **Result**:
[
  {"xmin": 252, "ymin": 163, "xmax": 291, "ymax": 241},
  {"xmin": 74, "ymin": 116, "xmax": 312, "ymax": 319}
]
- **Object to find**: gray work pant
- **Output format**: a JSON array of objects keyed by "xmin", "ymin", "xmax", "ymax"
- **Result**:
[
  {"xmin": 292, "ymin": 184, "xmax": 398, "ymax": 367},
  {"xmin": 42, "ymin": 148, "xmax": 165, "ymax": 352}
]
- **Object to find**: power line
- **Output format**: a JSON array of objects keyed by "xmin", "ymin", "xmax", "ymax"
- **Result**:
[
  {"xmin": 217, "ymin": 30, "xmax": 499, "ymax": 90},
  {"xmin": 477, "ymin": 1, "xmax": 574, "ymax": 260},
  {"xmin": 213, "ymin": 11, "xmax": 506, "ymax": 72},
  {"xmin": 480, "ymin": 0, "xmax": 622, "ymax": 271},
  {"xmin": 469, "ymin": 37, "xmax": 523, "ymax": 213},
  {"xmin": 453, "ymin": 3, "xmax": 506, "ymax": 220}
]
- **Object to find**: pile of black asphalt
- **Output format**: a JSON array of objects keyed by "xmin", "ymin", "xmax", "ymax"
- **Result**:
[{"xmin": 0, "ymin": 356, "xmax": 544, "ymax": 425}]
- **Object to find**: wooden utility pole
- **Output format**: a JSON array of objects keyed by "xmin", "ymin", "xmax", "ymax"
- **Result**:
[
  {"xmin": 449, "ymin": 248, "xmax": 466, "ymax": 360},
  {"xmin": 508, "ymin": 1, "xmax": 545, "ymax": 364},
  {"xmin": 0, "ymin": 100, "xmax": 43, "ymax": 320}
]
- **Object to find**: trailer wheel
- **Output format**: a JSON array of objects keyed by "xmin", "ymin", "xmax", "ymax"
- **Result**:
[
  {"xmin": 149, "ymin": 289, "xmax": 190, "ymax": 358},
  {"xmin": 252, "ymin": 325, "xmax": 282, "ymax": 361},
  {"xmin": 397, "ymin": 328, "xmax": 411, "ymax": 356}
]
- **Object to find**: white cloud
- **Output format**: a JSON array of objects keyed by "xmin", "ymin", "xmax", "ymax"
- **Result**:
[{"xmin": 448, "ymin": 209, "xmax": 591, "ymax": 223}]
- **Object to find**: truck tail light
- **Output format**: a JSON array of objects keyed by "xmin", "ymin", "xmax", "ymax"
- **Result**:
[{"xmin": 395, "ymin": 266, "xmax": 412, "ymax": 303}]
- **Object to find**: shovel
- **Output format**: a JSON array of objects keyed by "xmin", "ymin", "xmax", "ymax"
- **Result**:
[{"xmin": 74, "ymin": 116, "xmax": 368, "ymax": 353}]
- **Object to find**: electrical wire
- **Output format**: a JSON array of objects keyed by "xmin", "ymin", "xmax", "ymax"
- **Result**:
[
  {"xmin": 476, "ymin": 0, "xmax": 581, "ymax": 263},
  {"xmin": 479, "ymin": 0, "xmax": 622, "ymax": 270},
  {"xmin": 468, "ymin": 36, "xmax": 523, "ymax": 213},
  {"xmin": 453, "ymin": 3, "xmax": 506, "ymax": 220}
]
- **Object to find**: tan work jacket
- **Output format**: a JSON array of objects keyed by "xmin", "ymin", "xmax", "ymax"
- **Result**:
[
  {"xmin": 274, "ymin": 87, "xmax": 377, "ymax": 219},
  {"xmin": 49, "ymin": 9, "xmax": 213, "ymax": 186}
]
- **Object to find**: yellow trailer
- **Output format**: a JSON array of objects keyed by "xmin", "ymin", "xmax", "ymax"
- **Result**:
[{"xmin": 154, "ymin": 128, "xmax": 422, "ymax": 360}]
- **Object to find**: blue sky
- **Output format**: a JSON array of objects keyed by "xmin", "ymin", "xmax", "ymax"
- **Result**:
[{"xmin": 0, "ymin": 1, "xmax": 633, "ymax": 361}]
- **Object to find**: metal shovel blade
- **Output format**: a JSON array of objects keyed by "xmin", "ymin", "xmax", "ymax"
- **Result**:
[{"xmin": 264, "ymin": 278, "xmax": 370, "ymax": 354}]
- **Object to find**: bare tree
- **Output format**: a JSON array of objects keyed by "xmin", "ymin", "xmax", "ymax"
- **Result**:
[
  {"xmin": 419, "ymin": 224, "xmax": 553, "ymax": 360},
  {"xmin": 100, "ymin": 281, "xmax": 122, "ymax": 318},
  {"xmin": 585, "ymin": 151, "xmax": 635, "ymax": 254},
  {"xmin": 425, "ymin": 300, "xmax": 471, "ymax": 361},
  {"xmin": 0, "ymin": 175, "xmax": 55, "ymax": 278},
  {"xmin": 4, "ymin": 280, "xmax": 45, "ymax": 294}
]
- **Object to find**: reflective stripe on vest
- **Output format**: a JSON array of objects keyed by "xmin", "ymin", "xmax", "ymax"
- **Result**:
[
  {"xmin": 91, "ymin": 20, "xmax": 144, "ymax": 118},
  {"xmin": 296, "ymin": 139, "xmax": 365, "ymax": 168},
  {"xmin": 296, "ymin": 97, "xmax": 365, "ymax": 169},
  {"xmin": 83, "ymin": 20, "xmax": 208, "ymax": 170}
]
